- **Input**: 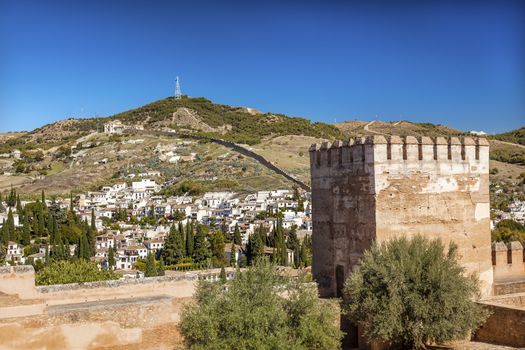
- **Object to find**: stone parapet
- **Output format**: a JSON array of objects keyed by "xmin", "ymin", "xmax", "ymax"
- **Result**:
[
  {"xmin": 492, "ymin": 241, "xmax": 525, "ymax": 283},
  {"xmin": 309, "ymin": 136, "xmax": 489, "ymax": 170}
]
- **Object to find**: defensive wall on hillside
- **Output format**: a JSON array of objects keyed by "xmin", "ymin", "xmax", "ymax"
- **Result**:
[
  {"xmin": 0, "ymin": 265, "xmax": 232, "ymax": 350},
  {"xmin": 125, "ymin": 128, "xmax": 311, "ymax": 191}
]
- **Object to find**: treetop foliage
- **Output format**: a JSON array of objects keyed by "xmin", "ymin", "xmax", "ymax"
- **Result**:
[
  {"xmin": 36, "ymin": 260, "xmax": 117, "ymax": 285},
  {"xmin": 343, "ymin": 236, "xmax": 489, "ymax": 350},
  {"xmin": 181, "ymin": 260, "xmax": 342, "ymax": 350}
]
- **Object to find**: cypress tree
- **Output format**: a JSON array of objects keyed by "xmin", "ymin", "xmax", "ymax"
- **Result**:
[
  {"xmin": 79, "ymin": 224, "xmax": 90, "ymax": 260},
  {"xmin": 5, "ymin": 208, "xmax": 17, "ymax": 243},
  {"xmin": 108, "ymin": 247, "xmax": 116, "ymax": 269},
  {"xmin": 69, "ymin": 192, "xmax": 74, "ymax": 214},
  {"xmin": 86, "ymin": 220, "xmax": 95, "ymax": 257},
  {"xmin": 210, "ymin": 230, "xmax": 226, "ymax": 267},
  {"xmin": 233, "ymin": 223, "xmax": 242, "ymax": 245},
  {"xmin": 38, "ymin": 203, "xmax": 45, "ymax": 237},
  {"xmin": 287, "ymin": 225, "xmax": 300, "ymax": 267},
  {"xmin": 229, "ymin": 243, "xmax": 237, "ymax": 267},
  {"xmin": 186, "ymin": 220, "xmax": 194, "ymax": 257},
  {"xmin": 299, "ymin": 239, "xmax": 308, "ymax": 267},
  {"xmin": 16, "ymin": 195, "xmax": 23, "ymax": 222},
  {"xmin": 0, "ymin": 192, "xmax": 5, "ymax": 213},
  {"xmin": 158, "ymin": 258, "xmax": 165, "ymax": 276},
  {"xmin": 275, "ymin": 225, "xmax": 287, "ymax": 266},
  {"xmin": 145, "ymin": 253, "xmax": 157, "ymax": 277},
  {"xmin": 1, "ymin": 222, "xmax": 7, "ymax": 246},
  {"xmin": 219, "ymin": 266, "xmax": 226, "ymax": 283},
  {"xmin": 251, "ymin": 230, "xmax": 264, "ymax": 264},
  {"xmin": 41, "ymin": 190, "xmax": 46, "ymax": 208},
  {"xmin": 164, "ymin": 223, "xmax": 185, "ymax": 265},
  {"xmin": 90, "ymin": 208, "xmax": 96, "ymax": 231},
  {"xmin": 21, "ymin": 213, "xmax": 31, "ymax": 245},
  {"xmin": 222, "ymin": 222, "xmax": 232, "ymax": 243},
  {"xmin": 193, "ymin": 224, "xmax": 210, "ymax": 263},
  {"xmin": 7, "ymin": 187, "xmax": 16, "ymax": 207}
]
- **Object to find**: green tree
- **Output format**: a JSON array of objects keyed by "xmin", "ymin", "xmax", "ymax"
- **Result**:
[
  {"xmin": 219, "ymin": 266, "xmax": 226, "ymax": 283},
  {"xmin": 229, "ymin": 243, "xmax": 237, "ymax": 267},
  {"xmin": 108, "ymin": 247, "xmax": 116, "ymax": 269},
  {"xmin": 163, "ymin": 223, "xmax": 185, "ymax": 265},
  {"xmin": 181, "ymin": 260, "xmax": 342, "ymax": 350},
  {"xmin": 90, "ymin": 208, "xmax": 97, "ymax": 231},
  {"xmin": 41, "ymin": 190, "xmax": 46, "ymax": 208},
  {"xmin": 2, "ymin": 208, "xmax": 17, "ymax": 244},
  {"xmin": 492, "ymin": 219, "xmax": 525, "ymax": 242},
  {"xmin": 16, "ymin": 195, "xmax": 23, "ymax": 222},
  {"xmin": 248, "ymin": 232, "xmax": 264, "ymax": 265},
  {"xmin": 158, "ymin": 258, "xmax": 165, "ymax": 276},
  {"xmin": 21, "ymin": 213, "xmax": 31, "ymax": 246},
  {"xmin": 233, "ymin": 223, "xmax": 242, "ymax": 245},
  {"xmin": 274, "ymin": 224, "xmax": 287, "ymax": 266},
  {"xmin": 145, "ymin": 252, "xmax": 158, "ymax": 277},
  {"xmin": 210, "ymin": 230, "xmax": 226, "ymax": 267},
  {"xmin": 342, "ymin": 236, "xmax": 489, "ymax": 350},
  {"xmin": 193, "ymin": 224, "xmax": 211, "ymax": 263},
  {"xmin": 36, "ymin": 260, "xmax": 117, "ymax": 285},
  {"xmin": 0, "ymin": 192, "xmax": 5, "ymax": 213},
  {"xmin": 7, "ymin": 187, "xmax": 16, "ymax": 207},
  {"xmin": 186, "ymin": 220, "xmax": 194, "ymax": 257}
]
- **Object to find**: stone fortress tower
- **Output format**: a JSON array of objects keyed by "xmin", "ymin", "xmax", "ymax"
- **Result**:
[{"xmin": 309, "ymin": 135, "xmax": 493, "ymax": 298}]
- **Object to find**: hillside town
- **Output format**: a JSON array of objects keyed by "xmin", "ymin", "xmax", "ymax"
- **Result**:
[{"xmin": 0, "ymin": 180, "xmax": 311, "ymax": 272}]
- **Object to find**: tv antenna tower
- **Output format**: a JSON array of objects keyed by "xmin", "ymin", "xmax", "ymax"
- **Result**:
[{"xmin": 175, "ymin": 76, "xmax": 182, "ymax": 99}]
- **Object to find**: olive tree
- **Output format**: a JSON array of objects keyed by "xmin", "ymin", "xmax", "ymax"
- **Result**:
[
  {"xmin": 181, "ymin": 260, "xmax": 342, "ymax": 350},
  {"xmin": 343, "ymin": 236, "xmax": 489, "ymax": 350}
]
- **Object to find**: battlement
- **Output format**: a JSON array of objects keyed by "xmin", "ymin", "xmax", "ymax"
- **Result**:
[
  {"xmin": 309, "ymin": 135, "xmax": 489, "ymax": 169},
  {"xmin": 492, "ymin": 241, "xmax": 525, "ymax": 283}
]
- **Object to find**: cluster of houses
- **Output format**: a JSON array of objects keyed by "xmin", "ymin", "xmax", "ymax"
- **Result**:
[
  {"xmin": 1, "ymin": 179, "xmax": 311, "ymax": 271},
  {"xmin": 493, "ymin": 200, "xmax": 525, "ymax": 226}
]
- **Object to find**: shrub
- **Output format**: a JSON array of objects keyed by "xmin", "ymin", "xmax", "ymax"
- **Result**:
[
  {"xmin": 181, "ymin": 260, "xmax": 342, "ymax": 349},
  {"xmin": 492, "ymin": 219, "xmax": 525, "ymax": 242},
  {"xmin": 36, "ymin": 260, "xmax": 118, "ymax": 285},
  {"xmin": 342, "ymin": 236, "xmax": 489, "ymax": 349}
]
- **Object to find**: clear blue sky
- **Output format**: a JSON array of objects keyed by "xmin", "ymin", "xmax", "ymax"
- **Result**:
[{"xmin": 0, "ymin": 0, "xmax": 523, "ymax": 133}]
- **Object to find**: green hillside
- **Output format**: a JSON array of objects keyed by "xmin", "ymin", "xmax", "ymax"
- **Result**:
[
  {"xmin": 111, "ymin": 96, "xmax": 343, "ymax": 144},
  {"xmin": 491, "ymin": 127, "xmax": 525, "ymax": 145}
]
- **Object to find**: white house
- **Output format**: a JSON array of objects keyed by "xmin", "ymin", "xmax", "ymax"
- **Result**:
[
  {"xmin": 144, "ymin": 239, "xmax": 165, "ymax": 253},
  {"xmin": 104, "ymin": 120, "xmax": 127, "ymax": 134},
  {"xmin": 132, "ymin": 179, "xmax": 159, "ymax": 192}
]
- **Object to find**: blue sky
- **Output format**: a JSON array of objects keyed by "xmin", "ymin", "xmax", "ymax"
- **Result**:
[{"xmin": 0, "ymin": 0, "xmax": 524, "ymax": 133}]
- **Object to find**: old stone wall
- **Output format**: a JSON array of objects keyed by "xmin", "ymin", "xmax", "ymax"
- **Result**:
[
  {"xmin": 310, "ymin": 139, "xmax": 377, "ymax": 297},
  {"xmin": 474, "ymin": 300, "xmax": 525, "ymax": 347},
  {"xmin": 492, "ymin": 241, "xmax": 525, "ymax": 284},
  {"xmin": 310, "ymin": 136, "xmax": 493, "ymax": 297},
  {"xmin": 0, "ymin": 266, "xmax": 231, "ymax": 350}
]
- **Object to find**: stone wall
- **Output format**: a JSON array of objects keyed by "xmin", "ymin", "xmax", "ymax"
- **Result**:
[
  {"xmin": 0, "ymin": 266, "xmax": 37, "ymax": 299},
  {"xmin": 492, "ymin": 241, "xmax": 525, "ymax": 284},
  {"xmin": 0, "ymin": 266, "xmax": 232, "ymax": 350},
  {"xmin": 474, "ymin": 299, "xmax": 525, "ymax": 347},
  {"xmin": 310, "ymin": 136, "xmax": 493, "ymax": 297}
]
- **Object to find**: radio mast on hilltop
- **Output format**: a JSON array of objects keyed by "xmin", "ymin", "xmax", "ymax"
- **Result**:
[{"xmin": 175, "ymin": 76, "xmax": 182, "ymax": 99}]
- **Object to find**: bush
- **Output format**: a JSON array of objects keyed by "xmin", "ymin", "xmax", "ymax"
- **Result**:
[
  {"xmin": 36, "ymin": 260, "xmax": 118, "ymax": 285},
  {"xmin": 181, "ymin": 260, "xmax": 342, "ymax": 349},
  {"xmin": 343, "ymin": 236, "xmax": 489, "ymax": 349},
  {"xmin": 492, "ymin": 219, "xmax": 525, "ymax": 242}
]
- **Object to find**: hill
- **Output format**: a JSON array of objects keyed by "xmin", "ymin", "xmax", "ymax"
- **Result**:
[
  {"xmin": 0, "ymin": 97, "xmax": 523, "ymax": 197},
  {"xmin": 491, "ymin": 127, "xmax": 525, "ymax": 145}
]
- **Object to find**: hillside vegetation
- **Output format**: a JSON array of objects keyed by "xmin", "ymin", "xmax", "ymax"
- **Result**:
[
  {"xmin": 0, "ymin": 96, "xmax": 522, "ymax": 196},
  {"xmin": 110, "ymin": 96, "xmax": 343, "ymax": 144},
  {"xmin": 491, "ymin": 127, "xmax": 525, "ymax": 145}
]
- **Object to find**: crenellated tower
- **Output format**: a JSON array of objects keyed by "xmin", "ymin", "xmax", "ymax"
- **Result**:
[{"xmin": 309, "ymin": 135, "xmax": 493, "ymax": 297}]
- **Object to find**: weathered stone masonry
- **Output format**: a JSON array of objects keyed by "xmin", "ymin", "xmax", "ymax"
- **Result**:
[{"xmin": 310, "ymin": 135, "xmax": 493, "ymax": 297}]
